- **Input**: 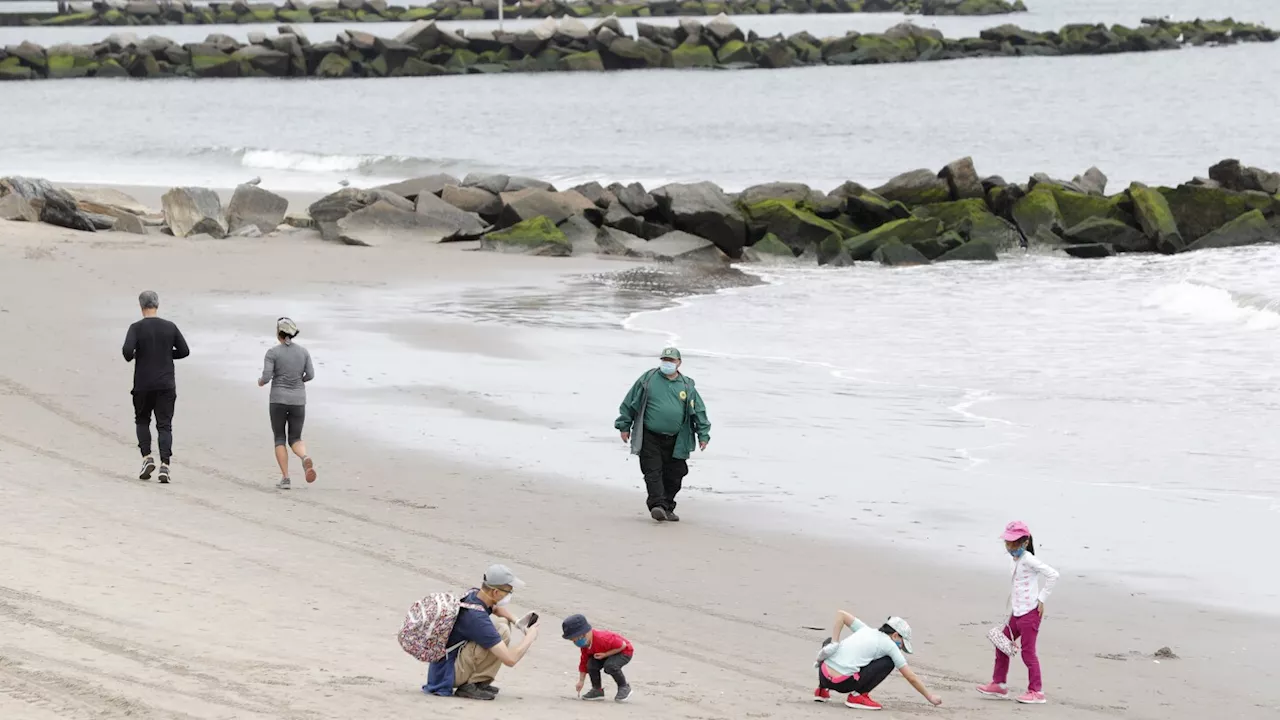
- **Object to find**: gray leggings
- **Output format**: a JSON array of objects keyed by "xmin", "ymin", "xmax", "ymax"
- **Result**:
[{"xmin": 269, "ymin": 403, "xmax": 305, "ymax": 447}]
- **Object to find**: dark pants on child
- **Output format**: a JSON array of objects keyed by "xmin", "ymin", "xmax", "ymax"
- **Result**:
[
  {"xmin": 588, "ymin": 654, "xmax": 631, "ymax": 689},
  {"xmin": 640, "ymin": 430, "xmax": 687, "ymax": 511},
  {"xmin": 818, "ymin": 656, "xmax": 895, "ymax": 695},
  {"xmin": 992, "ymin": 611, "xmax": 1043, "ymax": 692},
  {"xmin": 132, "ymin": 388, "xmax": 176, "ymax": 463}
]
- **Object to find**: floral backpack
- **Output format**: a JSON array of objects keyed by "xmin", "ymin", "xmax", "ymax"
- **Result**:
[{"xmin": 397, "ymin": 592, "xmax": 486, "ymax": 663}]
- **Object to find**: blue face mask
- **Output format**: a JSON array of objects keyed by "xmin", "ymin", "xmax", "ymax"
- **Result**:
[
  {"xmin": 573, "ymin": 637, "xmax": 590, "ymax": 648},
  {"xmin": 659, "ymin": 361, "xmax": 678, "ymax": 375},
  {"xmin": 1009, "ymin": 547, "xmax": 1025, "ymax": 558}
]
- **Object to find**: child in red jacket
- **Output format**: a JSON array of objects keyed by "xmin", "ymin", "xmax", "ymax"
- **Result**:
[{"xmin": 562, "ymin": 614, "xmax": 634, "ymax": 702}]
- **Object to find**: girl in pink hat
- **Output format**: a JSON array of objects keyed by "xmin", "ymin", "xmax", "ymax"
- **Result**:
[{"xmin": 976, "ymin": 521, "xmax": 1059, "ymax": 704}]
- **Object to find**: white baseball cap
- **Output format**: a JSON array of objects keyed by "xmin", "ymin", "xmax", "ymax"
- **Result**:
[{"xmin": 886, "ymin": 616, "xmax": 914, "ymax": 654}]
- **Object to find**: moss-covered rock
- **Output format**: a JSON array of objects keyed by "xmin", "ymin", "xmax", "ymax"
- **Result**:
[
  {"xmin": 1127, "ymin": 182, "xmax": 1184, "ymax": 254},
  {"xmin": 446, "ymin": 48, "xmax": 480, "ymax": 68},
  {"xmin": 0, "ymin": 56, "xmax": 34, "ymax": 80},
  {"xmin": 315, "ymin": 52, "xmax": 354, "ymax": 77},
  {"xmin": 1010, "ymin": 187, "xmax": 1063, "ymax": 245},
  {"xmin": 559, "ymin": 50, "xmax": 605, "ymax": 71},
  {"xmin": 910, "ymin": 230, "xmax": 965, "ymax": 259},
  {"xmin": 480, "ymin": 215, "xmax": 571, "ymax": 256},
  {"xmin": 843, "ymin": 217, "xmax": 944, "ymax": 260},
  {"xmin": 95, "ymin": 58, "xmax": 130, "ymax": 78},
  {"xmin": 872, "ymin": 241, "xmax": 930, "ymax": 266},
  {"xmin": 847, "ymin": 34, "xmax": 917, "ymax": 63},
  {"xmin": 456, "ymin": 6, "xmax": 486, "ymax": 20},
  {"xmin": 935, "ymin": 239, "xmax": 999, "ymax": 262},
  {"xmin": 1061, "ymin": 216, "xmax": 1150, "ymax": 252},
  {"xmin": 671, "ymin": 43, "xmax": 715, "ymax": 69},
  {"xmin": 743, "ymin": 199, "xmax": 845, "ymax": 254},
  {"xmin": 1186, "ymin": 210, "xmax": 1276, "ymax": 252},
  {"xmin": 1159, "ymin": 184, "xmax": 1280, "ymax": 241},
  {"xmin": 46, "ymin": 43, "xmax": 98, "ymax": 79},
  {"xmin": 873, "ymin": 169, "xmax": 951, "ymax": 207},
  {"xmin": 1062, "ymin": 243, "xmax": 1115, "ymax": 259},
  {"xmin": 750, "ymin": 232, "xmax": 796, "ymax": 257},
  {"xmin": 1040, "ymin": 185, "xmax": 1132, "ymax": 228},
  {"xmin": 816, "ymin": 233, "xmax": 851, "ymax": 266},
  {"xmin": 42, "ymin": 11, "xmax": 97, "ymax": 26},
  {"xmin": 716, "ymin": 39, "xmax": 753, "ymax": 64},
  {"xmin": 914, "ymin": 197, "xmax": 1022, "ymax": 248},
  {"xmin": 279, "ymin": 9, "xmax": 312, "ymax": 23},
  {"xmin": 833, "ymin": 181, "xmax": 912, "ymax": 229}
]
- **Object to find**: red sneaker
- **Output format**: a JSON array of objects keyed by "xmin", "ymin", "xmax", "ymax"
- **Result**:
[
  {"xmin": 845, "ymin": 693, "xmax": 882, "ymax": 710},
  {"xmin": 813, "ymin": 688, "xmax": 831, "ymax": 702}
]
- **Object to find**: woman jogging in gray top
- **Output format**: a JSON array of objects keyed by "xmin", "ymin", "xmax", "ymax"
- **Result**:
[{"xmin": 257, "ymin": 317, "xmax": 316, "ymax": 490}]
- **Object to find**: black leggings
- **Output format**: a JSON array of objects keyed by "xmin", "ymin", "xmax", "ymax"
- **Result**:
[
  {"xmin": 269, "ymin": 403, "xmax": 305, "ymax": 447},
  {"xmin": 818, "ymin": 656, "xmax": 895, "ymax": 695}
]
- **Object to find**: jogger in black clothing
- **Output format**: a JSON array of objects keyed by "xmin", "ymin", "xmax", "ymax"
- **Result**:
[{"xmin": 122, "ymin": 290, "xmax": 189, "ymax": 483}]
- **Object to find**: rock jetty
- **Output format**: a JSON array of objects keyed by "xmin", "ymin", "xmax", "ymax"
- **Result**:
[
  {"xmin": 1, "ymin": 0, "xmax": 1025, "ymax": 28},
  {"xmin": 5, "ymin": 158, "xmax": 1279, "ymax": 265},
  {"xmin": 0, "ymin": 16, "xmax": 1271, "ymax": 80}
]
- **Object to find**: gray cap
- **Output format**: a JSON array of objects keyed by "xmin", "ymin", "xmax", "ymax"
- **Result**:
[
  {"xmin": 483, "ymin": 564, "xmax": 524, "ymax": 589},
  {"xmin": 885, "ymin": 616, "xmax": 914, "ymax": 654}
]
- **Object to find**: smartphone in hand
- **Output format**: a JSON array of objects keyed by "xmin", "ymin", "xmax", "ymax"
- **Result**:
[{"xmin": 517, "ymin": 612, "xmax": 539, "ymax": 630}]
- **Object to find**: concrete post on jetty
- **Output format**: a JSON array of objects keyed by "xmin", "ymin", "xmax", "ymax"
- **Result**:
[
  {"xmin": 3, "ymin": 158, "xmax": 1279, "ymax": 265},
  {"xmin": 0, "ymin": 15, "xmax": 1274, "ymax": 80},
  {"xmin": 0, "ymin": 0, "xmax": 1028, "ymax": 27}
]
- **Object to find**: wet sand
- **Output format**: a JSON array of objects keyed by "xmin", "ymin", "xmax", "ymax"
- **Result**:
[{"xmin": 0, "ymin": 214, "xmax": 1277, "ymax": 719}]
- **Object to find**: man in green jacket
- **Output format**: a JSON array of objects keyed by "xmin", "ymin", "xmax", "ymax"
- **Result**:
[{"xmin": 615, "ymin": 347, "xmax": 712, "ymax": 523}]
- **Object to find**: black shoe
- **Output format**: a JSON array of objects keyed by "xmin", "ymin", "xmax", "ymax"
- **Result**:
[
  {"xmin": 664, "ymin": 509, "xmax": 680, "ymax": 522},
  {"xmin": 138, "ymin": 457, "xmax": 156, "ymax": 480},
  {"xmin": 157, "ymin": 465, "xmax": 170, "ymax": 484},
  {"xmin": 455, "ymin": 683, "xmax": 496, "ymax": 701},
  {"xmin": 478, "ymin": 683, "xmax": 500, "ymax": 695},
  {"xmin": 615, "ymin": 685, "xmax": 632, "ymax": 702},
  {"xmin": 650, "ymin": 507, "xmax": 667, "ymax": 522}
]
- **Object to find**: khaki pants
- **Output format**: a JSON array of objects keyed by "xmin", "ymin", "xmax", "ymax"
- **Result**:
[{"xmin": 454, "ymin": 617, "xmax": 511, "ymax": 687}]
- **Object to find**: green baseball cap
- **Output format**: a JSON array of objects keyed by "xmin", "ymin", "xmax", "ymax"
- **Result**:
[{"xmin": 660, "ymin": 347, "xmax": 681, "ymax": 360}]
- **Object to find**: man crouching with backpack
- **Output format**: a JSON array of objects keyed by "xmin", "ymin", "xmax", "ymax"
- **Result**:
[{"xmin": 423, "ymin": 564, "xmax": 540, "ymax": 700}]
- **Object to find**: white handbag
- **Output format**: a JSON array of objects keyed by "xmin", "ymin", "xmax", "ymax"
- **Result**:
[{"xmin": 986, "ymin": 561, "xmax": 1021, "ymax": 657}]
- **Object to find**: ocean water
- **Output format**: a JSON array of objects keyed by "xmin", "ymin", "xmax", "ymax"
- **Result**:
[{"xmin": 186, "ymin": 247, "xmax": 1280, "ymax": 616}]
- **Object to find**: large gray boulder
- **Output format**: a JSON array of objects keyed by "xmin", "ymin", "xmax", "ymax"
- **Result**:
[
  {"xmin": 414, "ymin": 192, "xmax": 489, "ymax": 239},
  {"xmin": 463, "ymin": 173, "xmax": 511, "ymax": 195},
  {"xmin": 1062, "ymin": 216, "xmax": 1149, "ymax": 252},
  {"xmin": 609, "ymin": 182, "xmax": 658, "ymax": 217},
  {"xmin": 498, "ymin": 188, "xmax": 597, "ymax": 227},
  {"xmin": 0, "ymin": 193, "xmax": 39, "ymax": 222},
  {"xmin": 0, "ymin": 176, "xmax": 97, "ymax": 232},
  {"xmin": 939, "ymin": 157, "xmax": 984, "ymax": 200},
  {"xmin": 1208, "ymin": 159, "xmax": 1280, "ymax": 194},
  {"xmin": 650, "ymin": 182, "xmax": 747, "ymax": 257},
  {"xmin": 162, "ymin": 187, "xmax": 226, "ymax": 238},
  {"xmin": 739, "ymin": 182, "xmax": 812, "ymax": 206},
  {"xmin": 441, "ymin": 184, "xmax": 501, "ymax": 217},
  {"xmin": 559, "ymin": 214, "xmax": 601, "ymax": 255},
  {"xmin": 375, "ymin": 173, "xmax": 459, "ymax": 201},
  {"xmin": 1186, "ymin": 210, "xmax": 1277, "ymax": 252},
  {"xmin": 1072, "ymin": 167, "xmax": 1108, "ymax": 196},
  {"xmin": 226, "ymin": 183, "xmax": 288, "ymax": 234},
  {"xmin": 571, "ymin": 181, "xmax": 617, "ymax": 209},
  {"xmin": 636, "ymin": 230, "xmax": 730, "ymax": 264},
  {"xmin": 874, "ymin": 169, "xmax": 953, "ymax": 206},
  {"xmin": 308, "ymin": 187, "xmax": 376, "ymax": 242},
  {"xmin": 335, "ymin": 199, "xmax": 451, "ymax": 247}
]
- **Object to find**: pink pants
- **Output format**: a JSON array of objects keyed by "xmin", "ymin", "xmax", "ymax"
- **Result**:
[{"xmin": 992, "ymin": 610, "xmax": 1043, "ymax": 692}]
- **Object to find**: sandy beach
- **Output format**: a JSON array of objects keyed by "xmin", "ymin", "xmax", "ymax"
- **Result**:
[{"xmin": 1, "ymin": 199, "xmax": 1278, "ymax": 720}]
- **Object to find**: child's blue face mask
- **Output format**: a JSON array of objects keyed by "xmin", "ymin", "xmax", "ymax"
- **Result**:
[
  {"xmin": 573, "ymin": 637, "xmax": 590, "ymax": 648},
  {"xmin": 1009, "ymin": 547, "xmax": 1026, "ymax": 558}
]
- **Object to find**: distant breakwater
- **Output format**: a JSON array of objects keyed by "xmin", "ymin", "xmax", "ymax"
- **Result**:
[
  {"xmin": 4, "ymin": 158, "xmax": 1279, "ymax": 266},
  {"xmin": 0, "ymin": 15, "xmax": 1273, "ymax": 81},
  {"xmin": 0, "ymin": 0, "xmax": 1025, "ymax": 28}
]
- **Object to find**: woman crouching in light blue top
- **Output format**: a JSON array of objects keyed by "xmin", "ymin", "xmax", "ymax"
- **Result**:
[
  {"xmin": 257, "ymin": 317, "xmax": 315, "ymax": 490},
  {"xmin": 812, "ymin": 609, "xmax": 943, "ymax": 711}
]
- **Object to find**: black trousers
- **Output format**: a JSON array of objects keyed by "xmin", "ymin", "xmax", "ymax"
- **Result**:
[
  {"xmin": 588, "ymin": 654, "xmax": 630, "ymax": 689},
  {"xmin": 132, "ymin": 388, "xmax": 176, "ymax": 463},
  {"xmin": 817, "ymin": 656, "xmax": 895, "ymax": 695},
  {"xmin": 269, "ymin": 403, "xmax": 306, "ymax": 447},
  {"xmin": 639, "ymin": 430, "xmax": 688, "ymax": 511}
]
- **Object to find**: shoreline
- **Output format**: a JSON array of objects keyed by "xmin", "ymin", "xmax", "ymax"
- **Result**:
[
  {"xmin": 0, "ymin": 220, "xmax": 1277, "ymax": 718},
  {"xmin": 0, "ymin": 16, "xmax": 1273, "ymax": 81}
]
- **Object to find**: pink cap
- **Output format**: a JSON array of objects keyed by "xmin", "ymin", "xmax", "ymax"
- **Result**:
[{"xmin": 1000, "ymin": 521, "xmax": 1031, "ymax": 542}]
